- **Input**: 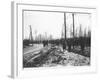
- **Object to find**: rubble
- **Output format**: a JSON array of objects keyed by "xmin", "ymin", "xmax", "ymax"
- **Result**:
[{"xmin": 23, "ymin": 46, "xmax": 90, "ymax": 67}]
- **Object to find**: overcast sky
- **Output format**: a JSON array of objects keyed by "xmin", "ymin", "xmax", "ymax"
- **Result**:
[{"xmin": 23, "ymin": 11, "xmax": 91, "ymax": 39}]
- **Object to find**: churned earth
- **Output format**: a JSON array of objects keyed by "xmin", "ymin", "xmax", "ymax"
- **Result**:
[{"xmin": 23, "ymin": 44, "xmax": 90, "ymax": 68}]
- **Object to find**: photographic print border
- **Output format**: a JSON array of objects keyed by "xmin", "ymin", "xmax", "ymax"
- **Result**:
[{"xmin": 11, "ymin": 1, "xmax": 97, "ymax": 78}]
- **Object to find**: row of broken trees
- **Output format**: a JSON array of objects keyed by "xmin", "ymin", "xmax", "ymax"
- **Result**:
[
  {"xmin": 43, "ymin": 36, "xmax": 90, "ymax": 52},
  {"xmin": 23, "ymin": 36, "xmax": 91, "ymax": 57}
]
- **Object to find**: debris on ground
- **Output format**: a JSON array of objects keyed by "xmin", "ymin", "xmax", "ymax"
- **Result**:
[{"xmin": 23, "ymin": 46, "xmax": 90, "ymax": 67}]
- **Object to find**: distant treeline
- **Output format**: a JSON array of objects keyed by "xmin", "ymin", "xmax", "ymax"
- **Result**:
[{"xmin": 23, "ymin": 36, "xmax": 91, "ymax": 51}]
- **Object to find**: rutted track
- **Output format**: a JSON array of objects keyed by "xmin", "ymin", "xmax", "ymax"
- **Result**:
[{"xmin": 23, "ymin": 46, "xmax": 54, "ymax": 67}]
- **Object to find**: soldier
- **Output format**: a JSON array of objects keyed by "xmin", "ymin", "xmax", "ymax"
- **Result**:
[{"xmin": 43, "ymin": 40, "xmax": 48, "ymax": 47}]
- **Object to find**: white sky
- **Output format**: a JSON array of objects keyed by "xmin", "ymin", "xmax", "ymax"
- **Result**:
[{"xmin": 23, "ymin": 11, "xmax": 91, "ymax": 39}]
